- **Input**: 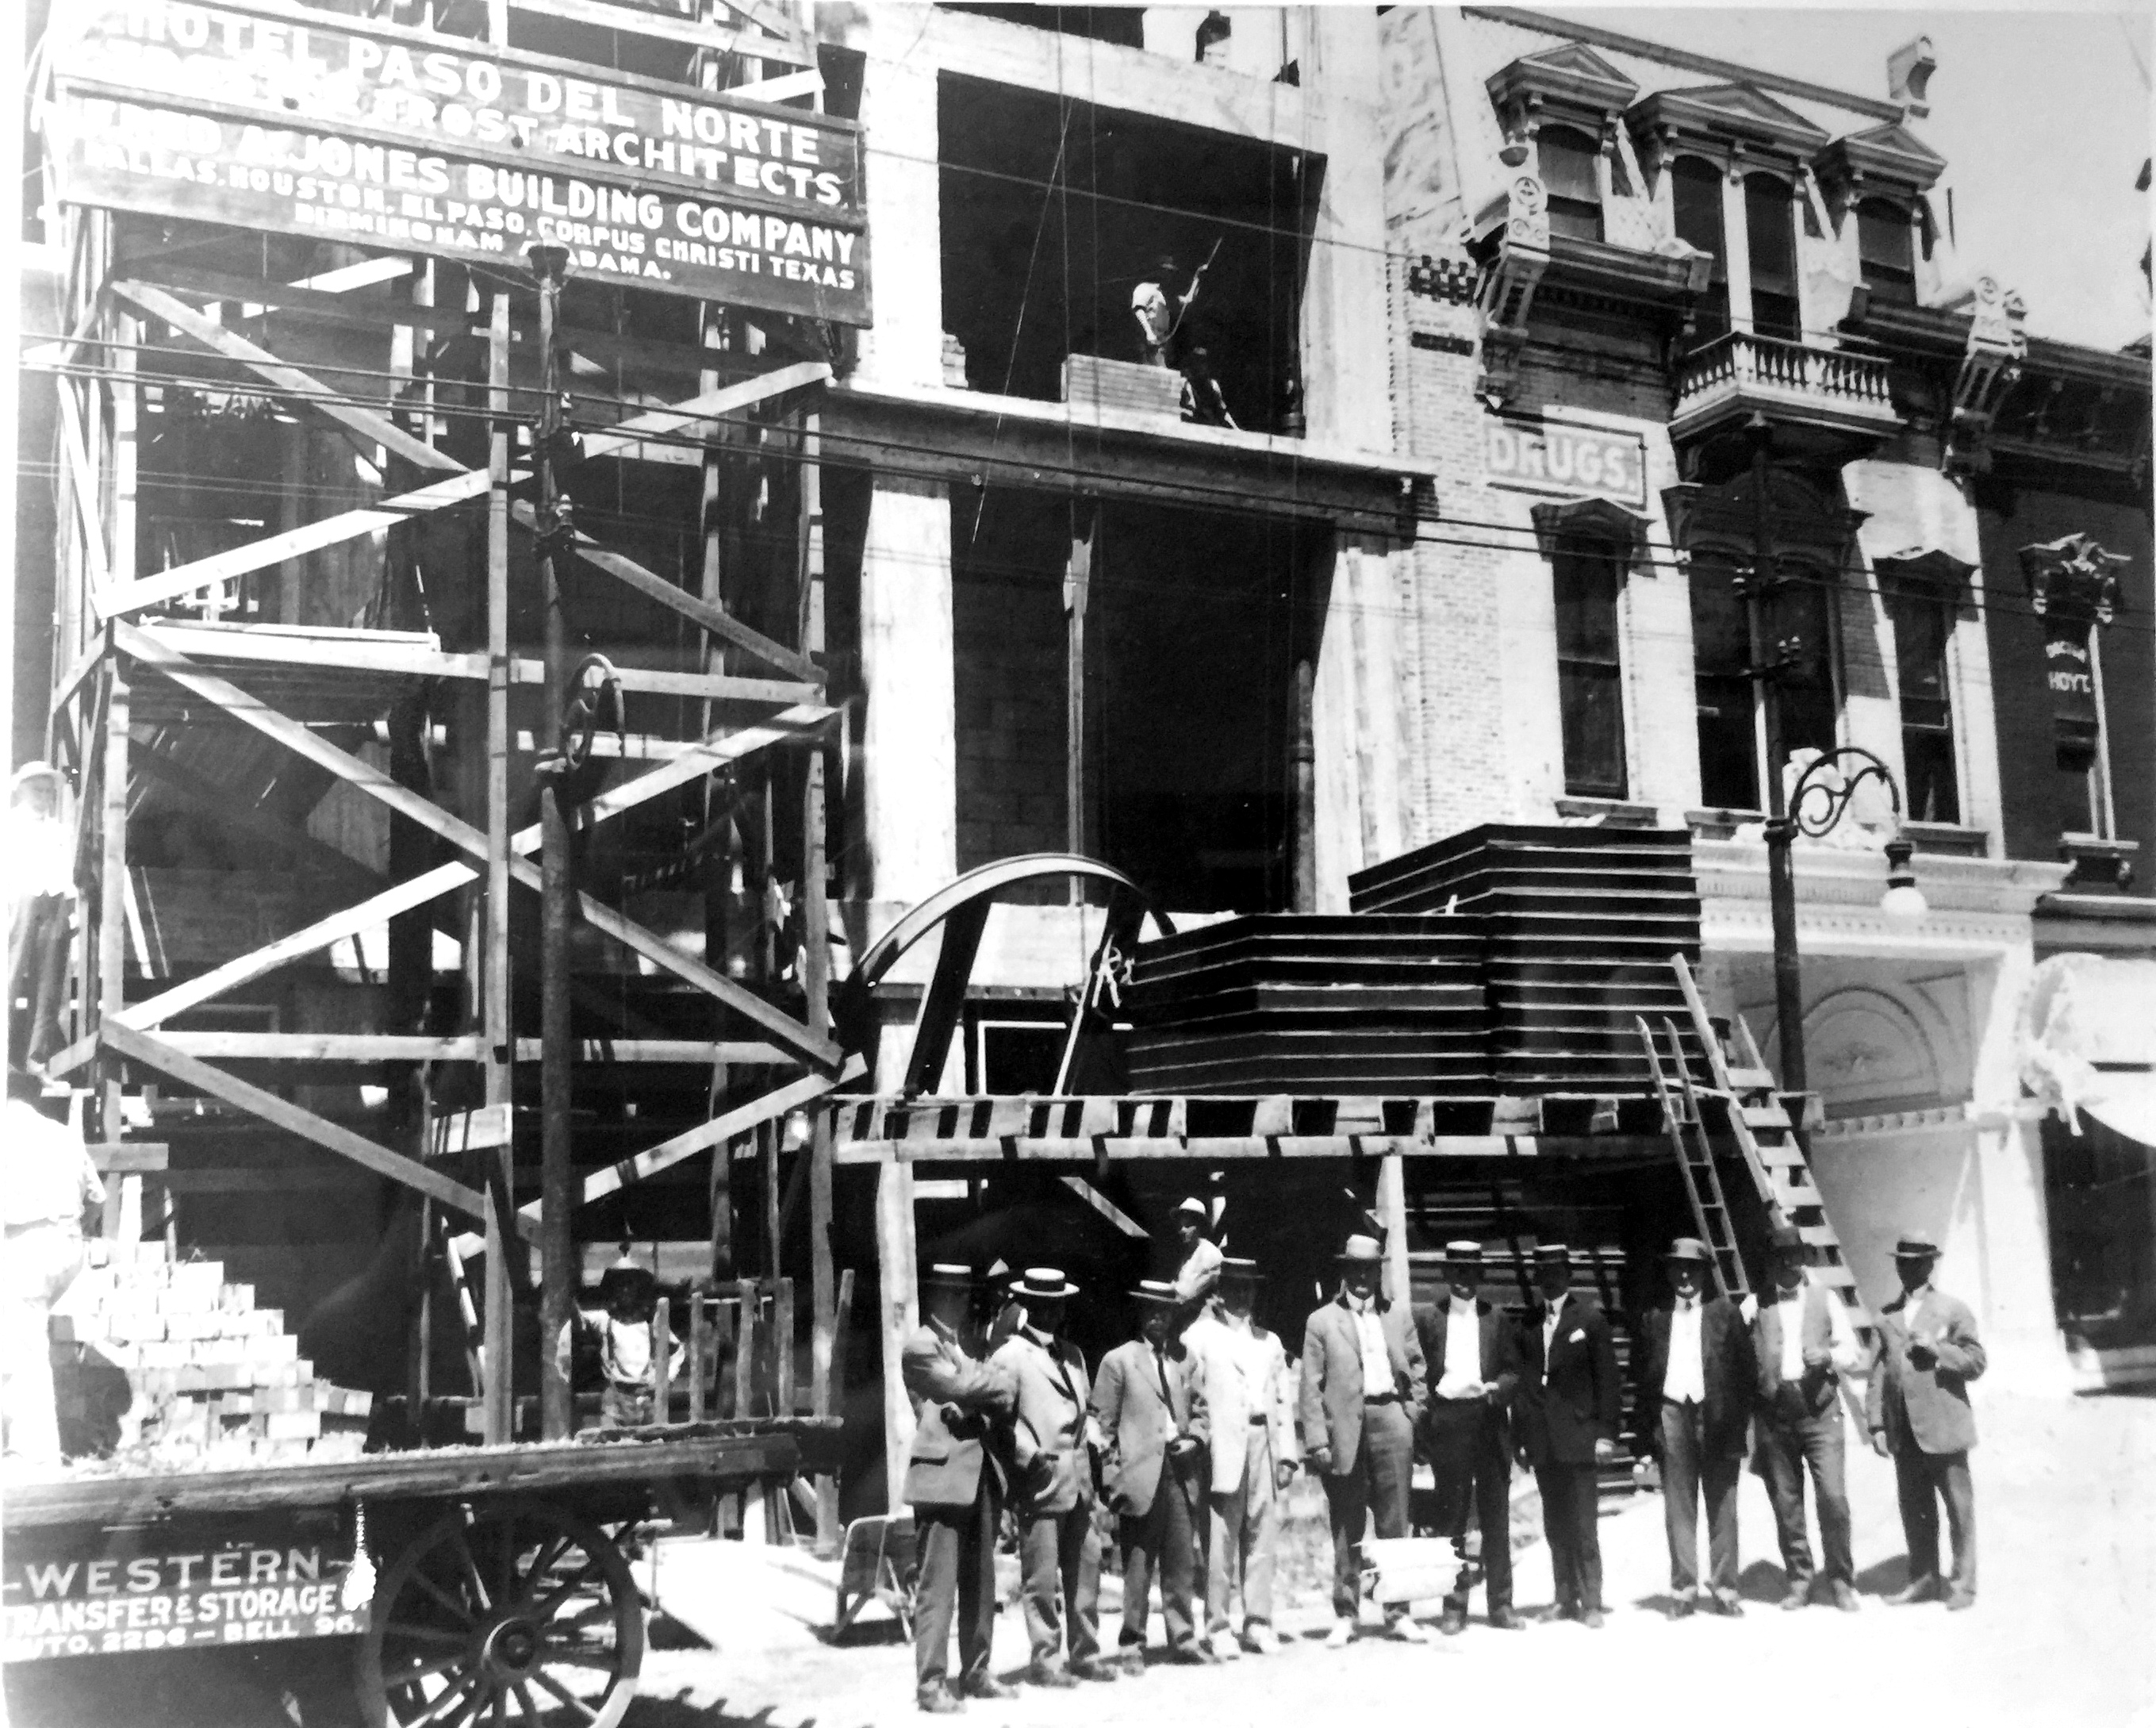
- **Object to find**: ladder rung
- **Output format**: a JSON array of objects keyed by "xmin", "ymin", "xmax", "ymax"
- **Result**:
[
  {"xmin": 1725, "ymin": 1067, "xmax": 1776, "ymax": 1091},
  {"xmin": 1798, "ymin": 1224, "xmax": 1840, "ymax": 1245},
  {"xmin": 1741, "ymin": 1104, "xmax": 1793, "ymax": 1128},
  {"xmin": 1759, "ymin": 1149, "xmax": 1808, "ymax": 1169}
]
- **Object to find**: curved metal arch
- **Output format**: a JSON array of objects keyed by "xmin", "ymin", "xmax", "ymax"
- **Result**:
[{"xmin": 837, "ymin": 854, "xmax": 1175, "ymax": 1097}]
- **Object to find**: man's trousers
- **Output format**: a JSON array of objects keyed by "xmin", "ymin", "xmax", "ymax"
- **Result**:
[
  {"xmin": 1425, "ymin": 1399, "xmax": 1512, "ymax": 1615},
  {"xmin": 1893, "ymin": 1443, "xmax": 1977, "ymax": 1597},
  {"xmin": 1659, "ymin": 1399, "xmax": 1741, "ymax": 1600},
  {"xmin": 1117, "ymin": 1465, "xmax": 1203, "ymax": 1654},
  {"xmin": 1206, "ymin": 1424, "xmax": 1282, "ymax": 1636},
  {"xmin": 1757, "ymin": 1389, "xmax": 1853, "ymax": 1593},
  {"xmin": 1533, "ymin": 1461, "xmax": 1602, "ymax": 1615},
  {"xmin": 1016, "ymin": 1503, "xmax": 1102, "ymax": 1668},
  {"xmin": 913, "ymin": 1476, "xmax": 1000, "ymax": 1701},
  {"xmin": 1319, "ymin": 1399, "xmax": 1414, "ymax": 1621}
]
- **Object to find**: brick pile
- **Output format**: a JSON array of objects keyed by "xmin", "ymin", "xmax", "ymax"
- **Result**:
[{"xmin": 49, "ymin": 1241, "xmax": 373, "ymax": 1465}]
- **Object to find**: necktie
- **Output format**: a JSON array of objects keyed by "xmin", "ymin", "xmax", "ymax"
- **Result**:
[{"xmin": 1154, "ymin": 1346, "xmax": 1172, "ymax": 1405}]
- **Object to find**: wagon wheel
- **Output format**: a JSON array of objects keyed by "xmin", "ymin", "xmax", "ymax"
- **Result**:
[{"xmin": 356, "ymin": 1503, "xmax": 644, "ymax": 1728}]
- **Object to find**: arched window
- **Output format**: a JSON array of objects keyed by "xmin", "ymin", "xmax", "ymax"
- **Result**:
[
  {"xmin": 1857, "ymin": 196, "xmax": 1918, "ymax": 306},
  {"xmin": 1539, "ymin": 125, "xmax": 1603, "ymax": 243},
  {"xmin": 1744, "ymin": 171, "xmax": 1801, "ymax": 339},
  {"xmin": 1670, "ymin": 155, "xmax": 1728, "ymax": 335},
  {"xmin": 1552, "ymin": 541, "xmax": 1629, "ymax": 797}
]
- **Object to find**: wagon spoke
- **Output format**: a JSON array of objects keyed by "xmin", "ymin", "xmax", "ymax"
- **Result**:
[
  {"xmin": 403, "ymin": 1672, "xmax": 481, "ymax": 1728},
  {"xmin": 527, "ymin": 1557, "xmax": 602, "ymax": 1624},
  {"xmin": 386, "ymin": 1620, "xmax": 470, "ymax": 1648},
  {"xmin": 496, "ymin": 1512, "xmax": 516, "ymax": 1607},
  {"xmin": 451, "ymin": 1528, "xmax": 495, "ymax": 1615},
  {"xmin": 531, "ymin": 1670, "xmax": 603, "ymax": 1724},
  {"xmin": 409, "ymin": 1567, "xmax": 478, "ymax": 1627},
  {"xmin": 512, "ymin": 1535, "xmax": 574, "ymax": 1604},
  {"xmin": 511, "ymin": 1681, "xmax": 543, "ymax": 1724},
  {"xmin": 532, "ymin": 1643, "xmax": 620, "ymax": 1675},
  {"xmin": 387, "ymin": 1647, "xmax": 470, "ymax": 1686}
]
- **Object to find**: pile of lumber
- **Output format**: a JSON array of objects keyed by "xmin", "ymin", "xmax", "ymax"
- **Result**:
[
  {"xmin": 1122, "ymin": 824, "xmax": 1705, "ymax": 1097},
  {"xmin": 49, "ymin": 1239, "xmax": 372, "ymax": 1465}
]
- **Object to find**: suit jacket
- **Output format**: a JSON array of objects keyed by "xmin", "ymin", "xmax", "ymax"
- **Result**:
[
  {"xmin": 1637, "ymin": 1296, "xmax": 1757, "ymax": 1459},
  {"xmin": 1751, "ymin": 1280, "xmax": 1862, "ymax": 1419},
  {"xmin": 1413, "ymin": 1299, "xmax": 1521, "ymax": 1438},
  {"xmin": 1866, "ymin": 1286, "xmax": 1985, "ymax": 1456},
  {"xmin": 991, "ymin": 1326, "xmax": 1099, "ymax": 1515},
  {"xmin": 1516, "ymin": 1293, "xmax": 1621, "ymax": 1468},
  {"xmin": 1297, "ymin": 1290, "xmax": 1427, "ymax": 1476},
  {"xmin": 901, "ymin": 1319, "xmax": 1017, "ymax": 1511},
  {"xmin": 1090, "ymin": 1336, "xmax": 1209, "ymax": 1517},
  {"xmin": 1183, "ymin": 1311, "xmax": 1299, "ymax": 1492}
]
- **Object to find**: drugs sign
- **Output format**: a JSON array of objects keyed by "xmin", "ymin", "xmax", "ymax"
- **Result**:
[
  {"xmin": 1485, "ymin": 416, "xmax": 1648, "ymax": 509},
  {"xmin": 47, "ymin": 0, "xmax": 871, "ymax": 325},
  {"xmin": 3, "ymin": 1539, "xmax": 366, "ymax": 1662}
]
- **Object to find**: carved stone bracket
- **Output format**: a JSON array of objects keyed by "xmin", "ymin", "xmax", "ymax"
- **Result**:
[
  {"xmin": 1475, "ymin": 173, "xmax": 1551, "ymax": 408},
  {"xmin": 2020, "ymin": 531, "xmax": 2127, "ymax": 625},
  {"xmin": 1943, "ymin": 275, "xmax": 2027, "ymax": 476}
]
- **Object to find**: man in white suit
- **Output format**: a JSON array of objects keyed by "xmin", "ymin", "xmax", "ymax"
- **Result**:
[{"xmin": 1186, "ymin": 1257, "xmax": 1299, "ymax": 1658}]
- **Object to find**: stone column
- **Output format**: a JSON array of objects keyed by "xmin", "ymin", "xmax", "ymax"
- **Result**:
[
  {"xmin": 851, "ymin": 6, "xmax": 942, "ymax": 392},
  {"xmin": 1312, "ymin": 531, "xmax": 1410, "ymax": 909}
]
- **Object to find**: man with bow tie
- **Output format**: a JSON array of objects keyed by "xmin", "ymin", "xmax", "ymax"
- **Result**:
[
  {"xmin": 1414, "ymin": 1241, "xmax": 1523, "ymax": 1635},
  {"xmin": 992, "ymin": 1269, "xmax": 1119, "ymax": 1686},
  {"xmin": 900, "ymin": 1263, "xmax": 1019, "ymax": 1713},
  {"xmin": 1298, "ymin": 1233, "xmax": 1429, "ymax": 1647},
  {"xmin": 1091, "ymin": 1281, "xmax": 1211, "ymax": 1669},
  {"xmin": 1514, "ymin": 1242, "xmax": 1620, "ymax": 1627},
  {"xmin": 1638, "ymin": 1238, "xmax": 1756, "ymax": 1619}
]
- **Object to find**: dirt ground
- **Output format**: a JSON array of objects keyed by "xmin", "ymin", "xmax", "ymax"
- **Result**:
[{"xmin": 10, "ymin": 1387, "xmax": 2155, "ymax": 1728}]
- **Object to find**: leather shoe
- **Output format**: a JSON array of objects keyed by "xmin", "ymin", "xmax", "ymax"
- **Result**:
[
  {"xmin": 1069, "ymin": 1657, "xmax": 1122, "ymax": 1681},
  {"xmin": 1387, "ymin": 1615, "xmax": 1429, "ymax": 1644},
  {"xmin": 1830, "ymin": 1582, "xmax": 1861, "ymax": 1613},
  {"xmin": 1886, "ymin": 1576, "xmax": 1942, "ymax": 1607},
  {"xmin": 1488, "ymin": 1609, "xmax": 1525, "ymax": 1631},
  {"xmin": 917, "ymin": 1690, "xmax": 965, "ymax": 1715},
  {"xmin": 1323, "ymin": 1618, "xmax": 1357, "ymax": 1649},
  {"xmin": 1945, "ymin": 1590, "xmax": 1976, "ymax": 1612},
  {"xmin": 1023, "ymin": 1664, "xmax": 1079, "ymax": 1689},
  {"xmin": 959, "ymin": 1679, "xmax": 1017, "ymax": 1702},
  {"xmin": 1439, "ymin": 1608, "xmax": 1467, "ymax": 1637},
  {"xmin": 1241, "ymin": 1625, "xmax": 1279, "ymax": 1656},
  {"xmin": 1668, "ymin": 1595, "xmax": 1696, "ymax": 1620},
  {"xmin": 1164, "ymin": 1645, "xmax": 1215, "ymax": 1667},
  {"xmin": 1780, "ymin": 1588, "xmax": 1810, "ymax": 1611},
  {"xmin": 1550, "ymin": 1602, "xmax": 1579, "ymax": 1622},
  {"xmin": 1705, "ymin": 1593, "xmax": 1744, "ymax": 1618},
  {"xmin": 1580, "ymin": 1607, "xmax": 1605, "ymax": 1630},
  {"xmin": 1116, "ymin": 1649, "xmax": 1147, "ymax": 1676}
]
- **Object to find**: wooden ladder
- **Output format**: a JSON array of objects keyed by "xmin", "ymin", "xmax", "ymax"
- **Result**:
[
  {"xmin": 1636, "ymin": 1015, "xmax": 1751, "ymax": 1301},
  {"xmin": 1667, "ymin": 957, "xmax": 1874, "ymax": 1344}
]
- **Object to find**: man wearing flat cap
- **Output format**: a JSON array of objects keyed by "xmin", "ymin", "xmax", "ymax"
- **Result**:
[
  {"xmin": 902, "ymin": 1264, "xmax": 1019, "ymax": 1713},
  {"xmin": 1092, "ymin": 1281, "xmax": 1210, "ymax": 1669},
  {"xmin": 1866, "ymin": 1230, "xmax": 1985, "ymax": 1611},
  {"xmin": 1414, "ymin": 1241, "xmax": 1523, "ymax": 1634},
  {"xmin": 1299, "ymin": 1233, "xmax": 1429, "ymax": 1646},
  {"xmin": 1751, "ymin": 1221, "xmax": 1864, "ymax": 1612},
  {"xmin": 1638, "ymin": 1237, "xmax": 1756, "ymax": 1619},
  {"xmin": 1515, "ymin": 1242, "xmax": 1620, "ymax": 1626},
  {"xmin": 1170, "ymin": 1197, "xmax": 1223, "ymax": 1308},
  {"xmin": 991, "ymin": 1269, "xmax": 1118, "ymax": 1684},
  {"xmin": 1189, "ymin": 1256, "xmax": 1299, "ymax": 1658}
]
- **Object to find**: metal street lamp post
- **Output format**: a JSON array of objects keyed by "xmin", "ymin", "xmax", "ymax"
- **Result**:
[{"xmin": 1765, "ymin": 744, "xmax": 1927, "ymax": 1097}]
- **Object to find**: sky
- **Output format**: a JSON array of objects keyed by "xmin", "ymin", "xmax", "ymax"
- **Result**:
[{"xmin": 1545, "ymin": 5, "xmax": 2154, "ymax": 351}]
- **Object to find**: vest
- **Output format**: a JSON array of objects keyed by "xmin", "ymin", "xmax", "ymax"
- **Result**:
[{"xmin": 1755, "ymin": 1282, "xmax": 1839, "ymax": 1415}]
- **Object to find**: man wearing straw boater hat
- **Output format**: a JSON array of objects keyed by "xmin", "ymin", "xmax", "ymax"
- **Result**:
[
  {"xmin": 1866, "ymin": 1229, "xmax": 1985, "ymax": 1611},
  {"xmin": 1414, "ymin": 1240, "xmax": 1523, "ymax": 1635},
  {"xmin": 1515, "ymin": 1242, "xmax": 1619, "ymax": 1627},
  {"xmin": 1191, "ymin": 1256, "xmax": 1299, "ymax": 1659},
  {"xmin": 1751, "ymin": 1219, "xmax": 1864, "ymax": 1613},
  {"xmin": 1298, "ymin": 1232, "xmax": 1429, "ymax": 1647},
  {"xmin": 901, "ymin": 1264, "xmax": 1019, "ymax": 1714},
  {"xmin": 1638, "ymin": 1237, "xmax": 1756, "ymax": 1619},
  {"xmin": 1091, "ymin": 1280, "xmax": 1211, "ymax": 1670},
  {"xmin": 991, "ymin": 1268, "xmax": 1118, "ymax": 1685}
]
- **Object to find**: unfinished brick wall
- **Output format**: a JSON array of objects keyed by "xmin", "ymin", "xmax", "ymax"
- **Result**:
[{"xmin": 953, "ymin": 560, "xmax": 1067, "ymax": 875}]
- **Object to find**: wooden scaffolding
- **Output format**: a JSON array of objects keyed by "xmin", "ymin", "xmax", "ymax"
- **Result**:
[{"xmin": 33, "ymin": 0, "xmax": 860, "ymax": 1542}]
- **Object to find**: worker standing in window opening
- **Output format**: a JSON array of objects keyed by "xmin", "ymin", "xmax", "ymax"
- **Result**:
[
  {"xmin": 556, "ymin": 1254, "xmax": 684, "ymax": 1430},
  {"xmin": 2, "ymin": 1066, "xmax": 105, "ymax": 1468},
  {"xmin": 1132, "ymin": 254, "xmax": 1199, "ymax": 370}
]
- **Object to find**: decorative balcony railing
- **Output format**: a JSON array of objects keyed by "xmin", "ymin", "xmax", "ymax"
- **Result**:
[{"xmin": 1674, "ymin": 331, "xmax": 1899, "ymax": 435}]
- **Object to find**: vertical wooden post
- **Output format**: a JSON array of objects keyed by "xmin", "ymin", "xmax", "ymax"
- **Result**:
[
  {"xmin": 1376, "ymin": 1152, "xmax": 1411, "ymax": 1308},
  {"xmin": 650, "ymin": 1296, "xmax": 673, "ymax": 1425},
  {"xmin": 111, "ymin": 311, "xmax": 137, "ymax": 596},
  {"xmin": 480, "ymin": 289, "xmax": 516, "ymax": 1447},
  {"xmin": 734, "ymin": 1278, "xmax": 760, "ymax": 1416},
  {"xmin": 688, "ymin": 1288, "xmax": 708, "ymax": 1423},
  {"xmin": 762, "ymin": 1123, "xmax": 781, "ymax": 1278},
  {"xmin": 875, "ymin": 1156, "xmax": 919, "ymax": 1511},
  {"xmin": 96, "ymin": 662, "xmax": 130, "ymax": 1142},
  {"xmin": 773, "ymin": 1276, "xmax": 796, "ymax": 1415},
  {"xmin": 1064, "ymin": 501, "xmax": 1095, "ymax": 895}
]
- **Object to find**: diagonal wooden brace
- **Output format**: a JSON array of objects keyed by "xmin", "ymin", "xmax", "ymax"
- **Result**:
[{"xmin": 101, "ymin": 1020, "xmax": 531, "ymax": 1238}]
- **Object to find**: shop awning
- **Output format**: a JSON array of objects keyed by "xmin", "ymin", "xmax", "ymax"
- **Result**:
[{"xmin": 2020, "ymin": 954, "xmax": 2156, "ymax": 1141}]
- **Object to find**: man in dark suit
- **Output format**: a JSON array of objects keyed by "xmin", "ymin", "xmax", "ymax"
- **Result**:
[
  {"xmin": 1091, "ymin": 1281, "xmax": 1211, "ymax": 1669},
  {"xmin": 1414, "ymin": 1240, "xmax": 1522, "ymax": 1634},
  {"xmin": 1637, "ymin": 1237, "xmax": 1756, "ymax": 1619},
  {"xmin": 901, "ymin": 1263, "xmax": 1019, "ymax": 1714},
  {"xmin": 1514, "ymin": 1242, "xmax": 1620, "ymax": 1627},
  {"xmin": 1298, "ymin": 1233, "xmax": 1429, "ymax": 1646},
  {"xmin": 1866, "ymin": 1230, "xmax": 1985, "ymax": 1611}
]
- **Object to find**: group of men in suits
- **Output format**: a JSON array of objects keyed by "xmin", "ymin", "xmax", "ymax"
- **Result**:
[{"xmin": 896, "ymin": 1215, "xmax": 1985, "ymax": 1711}]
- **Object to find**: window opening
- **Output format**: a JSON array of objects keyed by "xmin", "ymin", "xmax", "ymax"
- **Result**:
[
  {"xmin": 1690, "ymin": 552, "xmax": 1757, "ymax": 808},
  {"xmin": 1744, "ymin": 172, "xmax": 1801, "ymax": 339},
  {"xmin": 1887, "ymin": 582, "xmax": 1960, "ymax": 824},
  {"xmin": 1670, "ymin": 156, "xmax": 1728, "ymax": 336},
  {"xmin": 1552, "ymin": 543, "xmax": 1629, "ymax": 797},
  {"xmin": 1857, "ymin": 197, "xmax": 1918, "ymax": 308},
  {"xmin": 1539, "ymin": 126, "xmax": 1603, "ymax": 243}
]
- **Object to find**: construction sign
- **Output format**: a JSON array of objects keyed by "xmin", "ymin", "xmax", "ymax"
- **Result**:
[{"xmin": 45, "ymin": 0, "xmax": 872, "ymax": 325}]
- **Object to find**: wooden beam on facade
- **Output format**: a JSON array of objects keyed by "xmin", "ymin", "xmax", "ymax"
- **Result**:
[
  {"xmin": 156, "ymin": 1034, "xmax": 485, "ymax": 1061},
  {"xmin": 100, "ymin": 1021, "xmax": 527, "ymax": 1235},
  {"xmin": 116, "ymin": 860, "xmax": 476, "ymax": 1029}
]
